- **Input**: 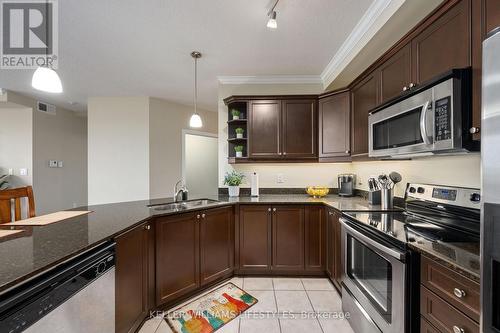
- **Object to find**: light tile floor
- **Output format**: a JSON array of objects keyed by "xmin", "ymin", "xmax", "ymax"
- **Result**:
[{"xmin": 138, "ymin": 277, "xmax": 354, "ymax": 333}]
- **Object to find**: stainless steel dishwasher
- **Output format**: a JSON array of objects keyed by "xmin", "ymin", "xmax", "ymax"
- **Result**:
[{"xmin": 0, "ymin": 242, "xmax": 115, "ymax": 333}]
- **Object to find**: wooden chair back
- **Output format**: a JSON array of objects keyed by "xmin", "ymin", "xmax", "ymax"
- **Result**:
[{"xmin": 0, "ymin": 186, "xmax": 36, "ymax": 223}]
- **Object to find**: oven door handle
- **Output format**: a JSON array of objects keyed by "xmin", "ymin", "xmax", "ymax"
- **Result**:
[
  {"xmin": 340, "ymin": 218, "xmax": 405, "ymax": 261},
  {"xmin": 420, "ymin": 101, "xmax": 433, "ymax": 145}
]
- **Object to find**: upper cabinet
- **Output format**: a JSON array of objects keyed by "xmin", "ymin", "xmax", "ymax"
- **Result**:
[
  {"xmin": 351, "ymin": 71, "xmax": 379, "ymax": 157},
  {"xmin": 411, "ymin": 0, "xmax": 470, "ymax": 85},
  {"xmin": 318, "ymin": 91, "xmax": 351, "ymax": 161},
  {"xmin": 248, "ymin": 100, "xmax": 281, "ymax": 159},
  {"xmin": 225, "ymin": 96, "xmax": 318, "ymax": 162},
  {"xmin": 281, "ymin": 99, "xmax": 317, "ymax": 159},
  {"xmin": 482, "ymin": 0, "xmax": 500, "ymax": 37},
  {"xmin": 379, "ymin": 43, "xmax": 412, "ymax": 104}
]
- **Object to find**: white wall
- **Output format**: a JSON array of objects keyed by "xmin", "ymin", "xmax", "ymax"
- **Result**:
[
  {"xmin": 88, "ymin": 97, "xmax": 150, "ymax": 205},
  {"xmin": 218, "ymin": 83, "xmax": 481, "ymax": 194},
  {"xmin": 0, "ymin": 106, "xmax": 33, "ymax": 188},
  {"xmin": 184, "ymin": 133, "xmax": 218, "ymax": 198},
  {"xmin": 149, "ymin": 98, "xmax": 217, "ymax": 199}
]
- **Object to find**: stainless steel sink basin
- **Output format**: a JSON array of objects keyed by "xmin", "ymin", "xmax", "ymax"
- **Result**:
[{"xmin": 150, "ymin": 199, "xmax": 220, "ymax": 212}]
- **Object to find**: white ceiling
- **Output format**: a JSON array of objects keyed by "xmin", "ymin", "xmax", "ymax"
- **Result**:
[{"xmin": 0, "ymin": 0, "xmax": 375, "ymax": 112}]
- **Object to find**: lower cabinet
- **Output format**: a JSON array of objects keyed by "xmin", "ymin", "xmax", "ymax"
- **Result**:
[
  {"xmin": 326, "ymin": 209, "xmax": 342, "ymax": 290},
  {"xmin": 238, "ymin": 204, "xmax": 324, "ymax": 275},
  {"xmin": 115, "ymin": 221, "xmax": 155, "ymax": 333},
  {"xmin": 155, "ymin": 206, "xmax": 234, "ymax": 307}
]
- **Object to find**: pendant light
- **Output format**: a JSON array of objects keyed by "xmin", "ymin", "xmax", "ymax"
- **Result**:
[
  {"xmin": 266, "ymin": 0, "xmax": 280, "ymax": 29},
  {"xmin": 32, "ymin": 0, "xmax": 63, "ymax": 93},
  {"xmin": 189, "ymin": 51, "xmax": 203, "ymax": 128}
]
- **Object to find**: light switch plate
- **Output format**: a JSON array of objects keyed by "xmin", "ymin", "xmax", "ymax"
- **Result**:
[
  {"xmin": 57, "ymin": 161, "xmax": 63, "ymax": 168},
  {"xmin": 277, "ymin": 173, "xmax": 285, "ymax": 183},
  {"xmin": 19, "ymin": 168, "xmax": 28, "ymax": 176},
  {"xmin": 49, "ymin": 160, "xmax": 58, "ymax": 168}
]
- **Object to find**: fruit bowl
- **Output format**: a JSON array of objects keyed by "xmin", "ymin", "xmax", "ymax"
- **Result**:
[{"xmin": 306, "ymin": 186, "xmax": 330, "ymax": 198}]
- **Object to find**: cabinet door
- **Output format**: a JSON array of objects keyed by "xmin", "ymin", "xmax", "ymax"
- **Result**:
[
  {"xmin": 248, "ymin": 100, "xmax": 281, "ymax": 158},
  {"xmin": 351, "ymin": 71, "xmax": 379, "ymax": 157},
  {"xmin": 326, "ymin": 210, "xmax": 335, "ymax": 280},
  {"xmin": 318, "ymin": 92, "xmax": 351, "ymax": 159},
  {"xmin": 483, "ymin": 0, "xmax": 500, "ymax": 38},
  {"xmin": 272, "ymin": 206, "xmax": 305, "ymax": 271},
  {"xmin": 333, "ymin": 211, "xmax": 343, "ymax": 286},
  {"xmin": 411, "ymin": 0, "xmax": 470, "ymax": 85},
  {"xmin": 116, "ymin": 222, "xmax": 153, "ymax": 333},
  {"xmin": 200, "ymin": 206, "xmax": 234, "ymax": 286},
  {"xmin": 379, "ymin": 43, "xmax": 411, "ymax": 103},
  {"xmin": 239, "ymin": 205, "xmax": 272, "ymax": 272},
  {"xmin": 282, "ymin": 99, "xmax": 317, "ymax": 159},
  {"xmin": 305, "ymin": 206, "xmax": 325, "ymax": 272},
  {"xmin": 155, "ymin": 213, "xmax": 199, "ymax": 306}
]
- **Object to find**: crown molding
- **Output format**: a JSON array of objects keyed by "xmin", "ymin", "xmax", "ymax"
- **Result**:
[
  {"xmin": 217, "ymin": 75, "xmax": 323, "ymax": 85},
  {"xmin": 320, "ymin": 0, "xmax": 405, "ymax": 88}
]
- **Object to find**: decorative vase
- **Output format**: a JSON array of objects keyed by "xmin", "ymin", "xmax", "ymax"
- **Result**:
[
  {"xmin": 233, "ymin": 115, "xmax": 239, "ymax": 120},
  {"xmin": 228, "ymin": 186, "xmax": 240, "ymax": 197},
  {"xmin": 236, "ymin": 151, "xmax": 243, "ymax": 158},
  {"xmin": 236, "ymin": 133, "xmax": 243, "ymax": 139}
]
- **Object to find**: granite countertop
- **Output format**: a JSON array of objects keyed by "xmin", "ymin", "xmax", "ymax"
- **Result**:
[{"xmin": 0, "ymin": 193, "xmax": 479, "ymax": 293}]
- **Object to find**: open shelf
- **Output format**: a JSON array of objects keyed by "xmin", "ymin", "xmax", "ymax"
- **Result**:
[
  {"xmin": 227, "ymin": 137, "xmax": 248, "ymax": 142},
  {"xmin": 227, "ymin": 119, "xmax": 247, "ymax": 124}
]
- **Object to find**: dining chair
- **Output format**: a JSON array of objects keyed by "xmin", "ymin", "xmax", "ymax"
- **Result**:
[{"xmin": 0, "ymin": 186, "xmax": 36, "ymax": 223}]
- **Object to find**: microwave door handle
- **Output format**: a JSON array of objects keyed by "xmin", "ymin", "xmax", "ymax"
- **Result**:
[
  {"xmin": 339, "ymin": 218, "xmax": 404, "ymax": 260},
  {"xmin": 420, "ymin": 101, "xmax": 432, "ymax": 145}
]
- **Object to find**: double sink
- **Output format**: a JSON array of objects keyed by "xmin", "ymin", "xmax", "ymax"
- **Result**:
[{"xmin": 149, "ymin": 199, "xmax": 222, "ymax": 212}]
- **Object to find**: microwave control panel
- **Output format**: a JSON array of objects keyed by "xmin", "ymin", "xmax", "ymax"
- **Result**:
[{"xmin": 434, "ymin": 96, "xmax": 452, "ymax": 141}]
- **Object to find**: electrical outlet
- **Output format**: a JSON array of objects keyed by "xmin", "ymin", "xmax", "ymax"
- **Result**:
[
  {"xmin": 57, "ymin": 161, "xmax": 63, "ymax": 168},
  {"xmin": 8, "ymin": 168, "xmax": 13, "ymax": 175},
  {"xmin": 277, "ymin": 173, "xmax": 285, "ymax": 184},
  {"xmin": 19, "ymin": 168, "xmax": 28, "ymax": 176},
  {"xmin": 49, "ymin": 160, "xmax": 58, "ymax": 168}
]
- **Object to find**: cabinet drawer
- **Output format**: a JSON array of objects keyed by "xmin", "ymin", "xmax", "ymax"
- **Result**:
[
  {"xmin": 421, "ymin": 256, "xmax": 480, "ymax": 322},
  {"xmin": 421, "ymin": 286, "xmax": 479, "ymax": 333},
  {"xmin": 421, "ymin": 316, "xmax": 440, "ymax": 333}
]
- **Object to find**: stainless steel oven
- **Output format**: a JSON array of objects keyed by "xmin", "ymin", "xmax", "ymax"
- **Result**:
[
  {"xmin": 368, "ymin": 68, "xmax": 478, "ymax": 158},
  {"xmin": 340, "ymin": 218, "xmax": 407, "ymax": 333}
]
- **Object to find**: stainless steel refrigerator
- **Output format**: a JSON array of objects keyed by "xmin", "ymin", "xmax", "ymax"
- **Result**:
[{"xmin": 481, "ymin": 27, "xmax": 500, "ymax": 333}]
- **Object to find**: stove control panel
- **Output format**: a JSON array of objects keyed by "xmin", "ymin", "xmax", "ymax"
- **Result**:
[{"xmin": 406, "ymin": 183, "xmax": 481, "ymax": 209}]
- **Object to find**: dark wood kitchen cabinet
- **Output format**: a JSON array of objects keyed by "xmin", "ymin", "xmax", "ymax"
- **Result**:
[
  {"xmin": 155, "ymin": 206, "xmax": 234, "ymax": 306},
  {"xmin": 379, "ymin": 43, "xmax": 412, "ymax": 104},
  {"xmin": 200, "ymin": 206, "xmax": 234, "ymax": 286},
  {"xmin": 482, "ymin": 0, "xmax": 500, "ymax": 37},
  {"xmin": 351, "ymin": 71, "xmax": 379, "ymax": 157},
  {"xmin": 248, "ymin": 100, "xmax": 281, "ymax": 158},
  {"xmin": 326, "ymin": 209, "xmax": 342, "ymax": 291},
  {"xmin": 115, "ymin": 221, "xmax": 155, "ymax": 333},
  {"xmin": 318, "ymin": 91, "xmax": 351, "ymax": 161},
  {"xmin": 305, "ymin": 206, "xmax": 326, "ymax": 272},
  {"xmin": 411, "ymin": 0, "xmax": 470, "ymax": 85},
  {"xmin": 281, "ymin": 99, "xmax": 317, "ymax": 159},
  {"xmin": 238, "ymin": 205, "xmax": 272, "ymax": 272},
  {"xmin": 272, "ymin": 206, "xmax": 305, "ymax": 271}
]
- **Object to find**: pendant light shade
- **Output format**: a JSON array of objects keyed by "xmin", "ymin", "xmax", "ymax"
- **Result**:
[
  {"xmin": 32, "ymin": 67, "xmax": 63, "ymax": 93},
  {"xmin": 267, "ymin": 11, "xmax": 277, "ymax": 29},
  {"xmin": 189, "ymin": 51, "xmax": 203, "ymax": 128},
  {"xmin": 189, "ymin": 113, "xmax": 203, "ymax": 128}
]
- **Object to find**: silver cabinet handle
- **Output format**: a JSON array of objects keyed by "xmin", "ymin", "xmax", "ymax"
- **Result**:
[
  {"xmin": 268, "ymin": 208, "xmax": 272, "ymax": 212},
  {"xmin": 452, "ymin": 326, "xmax": 465, "ymax": 333},
  {"xmin": 144, "ymin": 225, "xmax": 151, "ymax": 230},
  {"xmin": 403, "ymin": 86, "xmax": 408, "ymax": 91},
  {"xmin": 409, "ymin": 82, "xmax": 416, "ymax": 88},
  {"xmin": 345, "ymin": 150, "xmax": 350, "ymax": 154},
  {"xmin": 279, "ymin": 152, "xmax": 282, "ymax": 155},
  {"xmin": 453, "ymin": 288, "xmax": 466, "ymax": 298},
  {"xmin": 469, "ymin": 127, "xmax": 480, "ymax": 134},
  {"xmin": 328, "ymin": 212, "xmax": 333, "ymax": 216},
  {"xmin": 201, "ymin": 213, "xmax": 206, "ymax": 218},
  {"xmin": 273, "ymin": 208, "xmax": 277, "ymax": 212},
  {"xmin": 196, "ymin": 214, "xmax": 201, "ymax": 219},
  {"xmin": 283, "ymin": 152, "xmax": 287, "ymax": 155}
]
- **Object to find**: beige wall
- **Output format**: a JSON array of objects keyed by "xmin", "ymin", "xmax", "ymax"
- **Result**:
[
  {"xmin": 149, "ymin": 97, "xmax": 217, "ymax": 199},
  {"xmin": 0, "ymin": 106, "xmax": 33, "ymax": 188},
  {"xmin": 88, "ymin": 96, "xmax": 150, "ymax": 205},
  {"xmin": 2, "ymin": 92, "xmax": 87, "ymax": 214},
  {"xmin": 218, "ymin": 83, "xmax": 481, "ymax": 194}
]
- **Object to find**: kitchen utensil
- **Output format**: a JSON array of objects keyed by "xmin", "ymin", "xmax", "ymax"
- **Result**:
[
  {"xmin": 389, "ymin": 171, "xmax": 402, "ymax": 185},
  {"xmin": 378, "ymin": 174, "xmax": 390, "ymax": 189},
  {"xmin": 368, "ymin": 177, "xmax": 380, "ymax": 192}
]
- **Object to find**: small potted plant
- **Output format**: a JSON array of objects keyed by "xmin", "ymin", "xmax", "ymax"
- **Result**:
[
  {"xmin": 0, "ymin": 174, "xmax": 9, "ymax": 190},
  {"xmin": 234, "ymin": 145, "xmax": 244, "ymax": 158},
  {"xmin": 235, "ymin": 127, "xmax": 244, "ymax": 139},
  {"xmin": 231, "ymin": 109, "xmax": 240, "ymax": 120},
  {"xmin": 224, "ymin": 170, "xmax": 245, "ymax": 197}
]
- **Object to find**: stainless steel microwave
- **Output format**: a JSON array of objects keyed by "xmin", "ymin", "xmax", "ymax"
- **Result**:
[{"xmin": 368, "ymin": 68, "xmax": 479, "ymax": 158}]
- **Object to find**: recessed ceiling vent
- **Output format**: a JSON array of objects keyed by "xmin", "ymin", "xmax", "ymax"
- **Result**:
[{"xmin": 37, "ymin": 101, "xmax": 56, "ymax": 115}]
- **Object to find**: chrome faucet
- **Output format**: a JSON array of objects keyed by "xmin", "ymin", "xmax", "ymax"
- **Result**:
[{"xmin": 173, "ymin": 179, "xmax": 187, "ymax": 202}]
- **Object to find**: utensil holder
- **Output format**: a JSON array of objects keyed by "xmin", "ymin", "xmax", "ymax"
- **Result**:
[{"xmin": 381, "ymin": 188, "xmax": 393, "ymax": 210}]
